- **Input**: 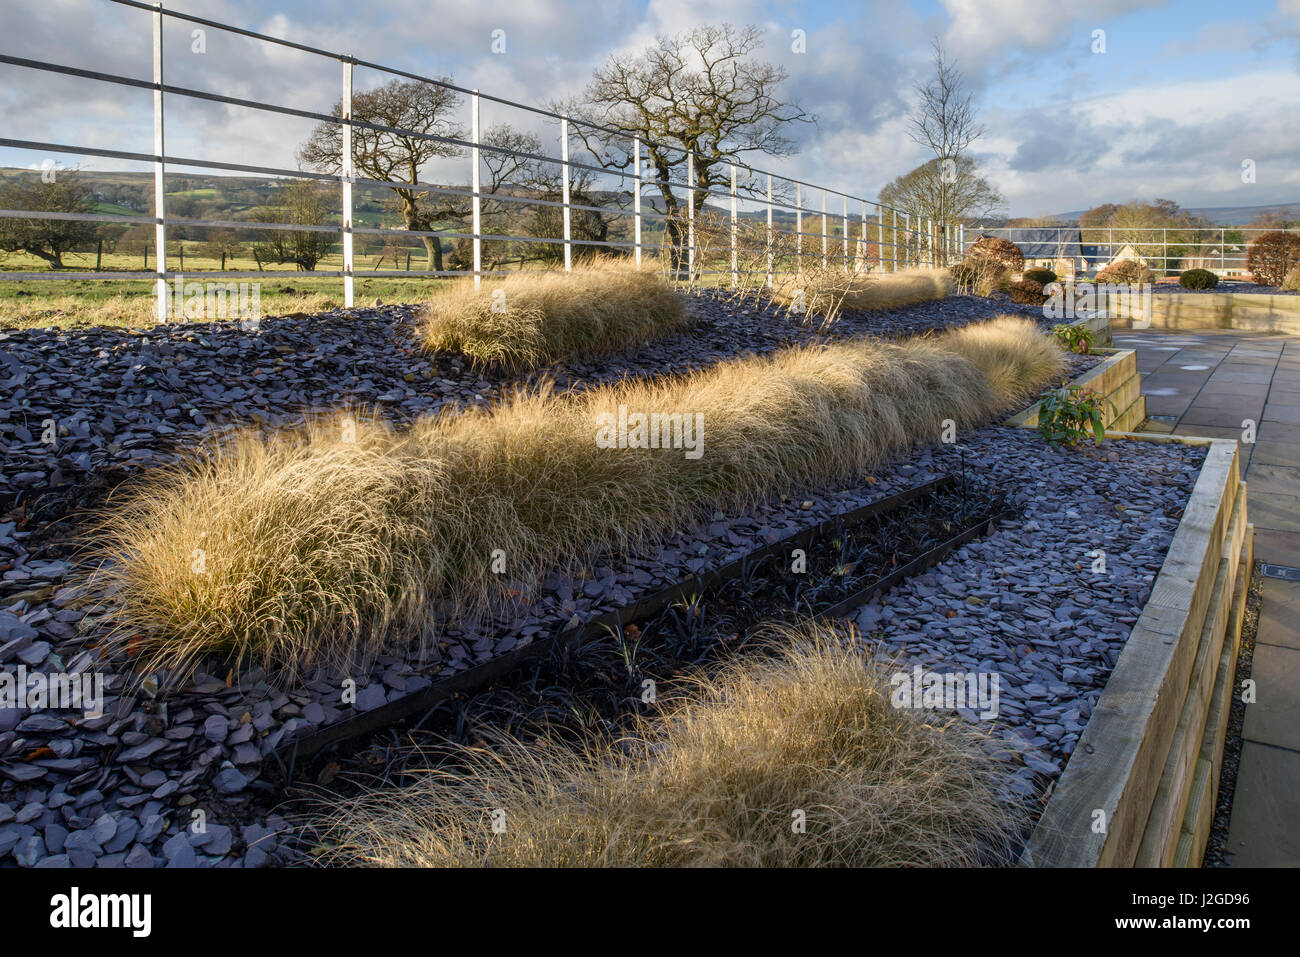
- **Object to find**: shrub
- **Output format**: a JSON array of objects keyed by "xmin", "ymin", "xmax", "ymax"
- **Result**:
[
  {"xmin": 1095, "ymin": 259, "xmax": 1154, "ymax": 285},
  {"xmin": 1283, "ymin": 266, "xmax": 1300, "ymax": 292},
  {"xmin": 309, "ymin": 622, "xmax": 1027, "ymax": 867},
  {"xmin": 1246, "ymin": 231, "xmax": 1300, "ymax": 287},
  {"xmin": 1178, "ymin": 268, "xmax": 1218, "ymax": 290},
  {"xmin": 91, "ymin": 318, "xmax": 1063, "ymax": 681},
  {"xmin": 1009, "ymin": 278, "xmax": 1047, "ymax": 305},
  {"xmin": 1052, "ymin": 323, "xmax": 1095, "ymax": 355},
  {"xmin": 770, "ymin": 267, "xmax": 952, "ymax": 321},
  {"xmin": 1038, "ymin": 385, "xmax": 1115, "ymax": 447},
  {"xmin": 952, "ymin": 258, "xmax": 1009, "ymax": 298},
  {"xmin": 967, "ymin": 236, "xmax": 1025, "ymax": 274},
  {"xmin": 420, "ymin": 262, "xmax": 688, "ymax": 371},
  {"xmin": 949, "ymin": 262, "xmax": 979, "ymax": 289},
  {"xmin": 1023, "ymin": 267, "xmax": 1057, "ymax": 285}
]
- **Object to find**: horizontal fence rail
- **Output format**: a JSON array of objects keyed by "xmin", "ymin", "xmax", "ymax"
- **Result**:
[
  {"xmin": 0, "ymin": 0, "xmax": 950, "ymax": 318},
  {"xmin": 963, "ymin": 226, "xmax": 1300, "ymax": 280}
]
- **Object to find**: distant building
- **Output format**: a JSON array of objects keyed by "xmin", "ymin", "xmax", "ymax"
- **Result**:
[{"xmin": 980, "ymin": 227, "xmax": 1094, "ymax": 278}]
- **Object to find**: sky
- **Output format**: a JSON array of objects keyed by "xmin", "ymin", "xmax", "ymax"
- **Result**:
[{"xmin": 2, "ymin": 0, "xmax": 1299, "ymax": 217}]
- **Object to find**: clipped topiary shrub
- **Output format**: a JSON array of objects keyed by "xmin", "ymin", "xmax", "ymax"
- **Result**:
[
  {"xmin": 968, "ymin": 236, "xmax": 1025, "ymax": 274},
  {"xmin": 1178, "ymin": 268, "xmax": 1219, "ymax": 290},
  {"xmin": 1096, "ymin": 259, "xmax": 1154, "ymax": 285},
  {"xmin": 1010, "ymin": 278, "xmax": 1047, "ymax": 305},
  {"xmin": 1246, "ymin": 232, "xmax": 1300, "ymax": 287},
  {"xmin": 1023, "ymin": 267, "xmax": 1057, "ymax": 285}
]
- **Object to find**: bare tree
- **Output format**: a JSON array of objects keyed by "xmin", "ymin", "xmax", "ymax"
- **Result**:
[
  {"xmin": 558, "ymin": 23, "xmax": 814, "ymax": 272},
  {"xmin": 299, "ymin": 78, "xmax": 464, "ymax": 272},
  {"xmin": 878, "ymin": 156, "xmax": 1003, "ymax": 232},
  {"xmin": 908, "ymin": 39, "xmax": 985, "ymax": 262}
]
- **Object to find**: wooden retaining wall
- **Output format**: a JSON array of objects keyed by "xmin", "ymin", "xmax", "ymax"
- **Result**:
[
  {"xmin": 1004, "ymin": 348, "xmax": 1146, "ymax": 434},
  {"xmin": 1021, "ymin": 435, "xmax": 1253, "ymax": 867},
  {"xmin": 1104, "ymin": 290, "xmax": 1300, "ymax": 335}
]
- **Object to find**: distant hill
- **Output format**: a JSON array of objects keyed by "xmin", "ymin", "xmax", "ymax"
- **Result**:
[{"xmin": 1052, "ymin": 202, "xmax": 1300, "ymax": 226}]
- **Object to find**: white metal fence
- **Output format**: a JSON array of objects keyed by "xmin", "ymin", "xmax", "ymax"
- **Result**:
[
  {"xmin": 0, "ymin": 0, "xmax": 951, "ymax": 318},
  {"xmin": 961, "ymin": 225, "xmax": 1300, "ymax": 279}
]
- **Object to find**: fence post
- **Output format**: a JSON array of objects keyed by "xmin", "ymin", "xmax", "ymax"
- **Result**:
[
  {"xmin": 341, "ymin": 58, "xmax": 355, "ymax": 306},
  {"xmin": 633, "ymin": 136, "xmax": 642, "ymax": 268},
  {"xmin": 1163, "ymin": 227, "xmax": 1167, "ymax": 276},
  {"xmin": 905, "ymin": 214, "xmax": 911, "ymax": 267},
  {"xmin": 730, "ymin": 163, "xmax": 738, "ymax": 287},
  {"xmin": 891, "ymin": 210, "xmax": 896, "ymax": 271},
  {"xmin": 821, "ymin": 189, "xmax": 827, "ymax": 269},
  {"xmin": 765, "ymin": 173, "xmax": 773, "ymax": 288},
  {"xmin": 1220, "ymin": 228, "xmax": 1224, "ymax": 273},
  {"xmin": 687, "ymin": 151, "xmax": 695, "ymax": 281},
  {"xmin": 561, "ymin": 115, "xmax": 571, "ymax": 272},
  {"xmin": 842, "ymin": 195, "xmax": 849, "ymax": 273},
  {"xmin": 151, "ymin": 2, "xmax": 167, "ymax": 322},
  {"xmin": 860, "ymin": 200, "xmax": 867, "ymax": 273},
  {"xmin": 795, "ymin": 182, "xmax": 802, "ymax": 274},
  {"xmin": 471, "ymin": 90, "xmax": 482, "ymax": 288},
  {"xmin": 958, "ymin": 223, "xmax": 964, "ymax": 262},
  {"xmin": 876, "ymin": 209, "xmax": 883, "ymax": 272}
]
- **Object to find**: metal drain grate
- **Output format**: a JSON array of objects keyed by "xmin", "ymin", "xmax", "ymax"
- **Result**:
[{"xmin": 1259, "ymin": 563, "xmax": 1300, "ymax": 582}]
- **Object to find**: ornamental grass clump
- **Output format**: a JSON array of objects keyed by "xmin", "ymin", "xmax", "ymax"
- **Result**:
[
  {"xmin": 420, "ymin": 261, "xmax": 688, "ymax": 371},
  {"xmin": 770, "ymin": 267, "xmax": 953, "ymax": 321},
  {"xmin": 90, "ymin": 317, "xmax": 1062, "ymax": 682},
  {"xmin": 309, "ymin": 622, "xmax": 1028, "ymax": 867}
]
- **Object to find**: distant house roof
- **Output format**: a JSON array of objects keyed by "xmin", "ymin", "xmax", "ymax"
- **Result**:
[{"xmin": 982, "ymin": 227, "xmax": 1087, "ymax": 261}]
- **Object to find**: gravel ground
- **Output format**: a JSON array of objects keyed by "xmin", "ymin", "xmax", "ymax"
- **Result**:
[
  {"xmin": 0, "ymin": 293, "xmax": 1177, "ymax": 869},
  {"xmin": 0, "ymin": 425, "xmax": 1202, "ymax": 869}
]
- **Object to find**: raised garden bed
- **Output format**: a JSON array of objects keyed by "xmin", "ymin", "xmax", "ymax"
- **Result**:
[
  {"xmin": 1102, "ymin": 289, "xmax": 1300, "ymax": 334},
  {"xmin": 3, "ymin": 301, "xmax": 1235, "ymax": 870},
  {"xmin": 1022, "ymin": 435, "xmax": 1253, "ymax": 867},
  {"xmin": 1004, "ymin": 347, "xmax": 1145, "ymax": 434}
]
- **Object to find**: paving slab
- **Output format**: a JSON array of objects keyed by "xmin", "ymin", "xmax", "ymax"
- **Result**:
[
  {"xmin": 1242, "ymin": 463, "xmax": 1300, "ymax": 499},
  {"xmin": 1252, "ymin": 441, "xmax": 1300, "ymax": 469},
  {"xmin": 1243, "ymin": 642, "xmax": 1300, "ymax": 752},
  {"xmin": 1225, "ymin": 742, "xmax": 1300, "ymax": 867},
  {"xmin": 1253, "ymin": 528, "xmax": 1300, "ymax": 566},
  {"xmin": 1258, "ymin": 578, "xmax": 1300, "ymax": 651},
  {"xmin": 1248, "ymin": 492, "xmax": 1300, "ymax": 534}
]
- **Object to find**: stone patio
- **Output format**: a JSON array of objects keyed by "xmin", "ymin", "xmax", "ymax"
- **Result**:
[{"xmin": 1115, "ymin": 326, "xmax": 1300, "ymax": 867}]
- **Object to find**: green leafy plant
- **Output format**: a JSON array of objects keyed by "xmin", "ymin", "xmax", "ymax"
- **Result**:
[
  {"xmin": 1023, "ymin": 267, "xmax": 1057, "ymax": 284},
  {"xmin": 1037, "ymin": 385, "xmax": 1114, "ymax": 447},
  {"xmin": 1178, "ymin": 268, "xmax": 1218, "ymax": 290},
  {"xmin": 1052, "ymin": 323, "xmax": 1095, "ymax": 354}
]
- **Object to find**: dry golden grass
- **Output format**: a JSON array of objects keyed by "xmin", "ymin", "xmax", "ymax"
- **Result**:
[
  {"xmin": 89, "ymin": 316, "xmax": 1062, "ymax": 681},
  {"xmin": 419, "ymin": 262, "xmax": 689, "ymax": 370},
  {"xmin": 0, "ymin": 291, "xmax": 340, "ymax": 330},
  {"xmin": 938, "ymin": 316, "xmax": 1066, "ymax": 401},
  {"xmin": 309, "ymin": 622, "xmax": 1026, "ymax": 867},
  {"xmin": 770, "ymin": 267, "xmax": 953, "ymax": 320}
]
